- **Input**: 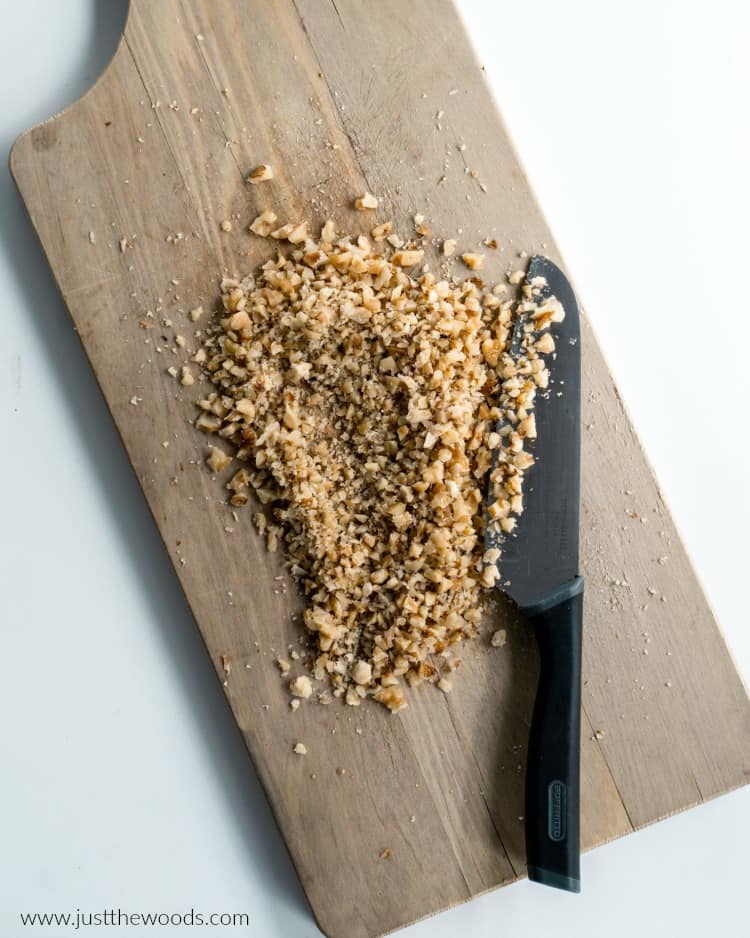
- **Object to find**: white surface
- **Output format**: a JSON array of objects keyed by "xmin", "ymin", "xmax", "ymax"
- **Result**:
[{"xmin": 1, "ymin": 2, "xmax": 747, "ymax": 936}]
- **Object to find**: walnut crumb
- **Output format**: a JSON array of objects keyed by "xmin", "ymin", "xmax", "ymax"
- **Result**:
[
  {"xmin": 391, "ymin": 249, "xmax": 424, "ymax": 267},
  {"xmin": 293, "ymin": 742, "xmax": 307, "ymax": 755},
  {"xmin": 461, "ymin": 252, "xmax": 485, "ymax": 270},
  {"xmin": 206, "ymin": 445, "xmax": 232, "ymax": 473},
  {"xmin": 290, "ymin": 675, "xmax": 313, "ymax": 699},
  {"xmin": 189, "ymin": 221, "xmax": 562, "ymax": 712},
  {"xmin": 371, "ymin": 221, "xmax": 393, "ymax": 241},
  {"xmin": 354, "ymin": 192, "xmax": 378, "ymax": 210},
  {"xmin": 247, "ymin": 164, "xmax": 273, "ymax": 184},
  {"xmin": 490, "ymin": 629, "xmax": 507, "ymax": 648},
  {"xmin": 249, "ymin": 211, "xmax": 278, "ymax": 237}
]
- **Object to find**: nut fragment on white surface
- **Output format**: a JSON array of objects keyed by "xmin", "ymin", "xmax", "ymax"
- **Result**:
[
  {"xmin": 247, "ymin": 164, "xmax": 273, "ymax": 184},
  {"xmin": 293, "ymin": 742, "xmax": 308, "ymax": 755},
  {"xmin": 442, "ymin": 238, "xmax": 457, "ymax": 257},
  {"xmin": 354, "ymin": 192, "xmax": 378, "ymax": 210}
]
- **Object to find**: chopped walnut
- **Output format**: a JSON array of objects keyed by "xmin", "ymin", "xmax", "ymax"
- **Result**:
[
  {"xmin": 461, "ymin": 252, "xmax": 485, "ymax": 270},
  {"xmin": 249, "ymin": 211, "xmax": 278, "ymax": 237},
  {"xmin": 374, "ymin": 684, "xmax": 407, "ymax": 713},
  {"xmin": 220, "ymin": 219, "xmax": 233, "ymax": 232},
  {"xmin": 371, "ymin": 221, "xmax": 393, "ymax": 241},
  {"xmin": 354, "ymin": 192, "xmax": 378, "ymax": 210},
  {"xmin": 247, "ymin": 164, "xmax": 273, "ymax": 184},
  {"xmin": 490, "ymin": 629, "xmax": 507, "ymax": 648},
  {"xmin": 442, "ymin": 239, "xmax": 457, "ymax": 257},
  {"xmin": 345, "ymin": 686, "xmax": 361, "ymax": 707},
  {"xmin": 190, "ymin": 212, "xmax": 562, "ymax": 711},
  {"xmin": 286, "ymin": 222, "xmax": 308, "ymax": 244},
  {"xmin": 293, "ymin": 742, "xmax": 307, "ymax": 755},
  {"xmin": 206, "ymin": 445, "xmax": 233, "ymax": 473},
  {"xmin": 535, "ymin": 332, "xmax": 556, "ymax": 354},
  {"xmin": 391, "ymin": 249, "xmax": 424, "ymax": 267},
  {"xmin": 352, "ymin": 660, "xmax": 372, "ymax": 685},
  {"xmin": 414, "ymin": 215, "xmax": 431, "ymax": 238},
  {"xmin": 290, "ymin": 675, "xmax": 313, "ymax": 699}
]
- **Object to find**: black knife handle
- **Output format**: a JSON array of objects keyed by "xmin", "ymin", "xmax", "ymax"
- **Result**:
[{"xmin": 523, "ymin": 576, "xmax": 584, "ymax": 893}]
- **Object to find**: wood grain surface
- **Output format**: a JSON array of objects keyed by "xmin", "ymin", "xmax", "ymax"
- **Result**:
[{"xmin": 10, "ymin": 1, "xmax": 750, "ymax": 935}]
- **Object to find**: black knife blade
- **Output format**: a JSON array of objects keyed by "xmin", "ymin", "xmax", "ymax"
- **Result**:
[
  {"xmin": 487, "ymin": 255, "xmax": 581, "ymax": 607},
  {"xmin": 486, "ymin": 255, "xmax": 584, "ymax": 894}
]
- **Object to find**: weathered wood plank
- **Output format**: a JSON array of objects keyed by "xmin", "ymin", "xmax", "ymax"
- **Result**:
[{"xmin": 10, "ymin": 1, "xmax": 749, "ymax": 935}]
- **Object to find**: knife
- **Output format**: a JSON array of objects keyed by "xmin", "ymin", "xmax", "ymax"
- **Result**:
[{"xmin": 485, "ymin": 255, "xmax": 583, "ymax": 893}]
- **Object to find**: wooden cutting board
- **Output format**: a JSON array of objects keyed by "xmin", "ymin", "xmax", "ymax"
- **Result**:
[{"xmin": 11, "ymin": 2, "xmax": 750, "ymax": 935}]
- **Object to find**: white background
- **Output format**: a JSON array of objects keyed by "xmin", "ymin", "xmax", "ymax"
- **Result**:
[{"xmin": 1, "ymin": 2, "xmax": 748, "ymax": 936}]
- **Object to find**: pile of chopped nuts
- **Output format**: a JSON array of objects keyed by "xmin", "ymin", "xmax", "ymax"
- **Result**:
[{"xmin": 194, "ymin": 211, "xmax": 563, "ymax": 711}]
